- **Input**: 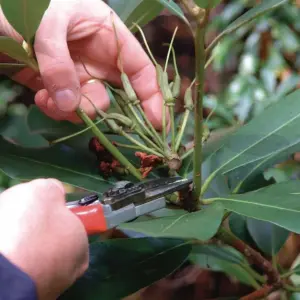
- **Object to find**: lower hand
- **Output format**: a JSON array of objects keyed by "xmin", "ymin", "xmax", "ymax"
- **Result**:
[{"xmin": 0, "ymin": 178, "xmax": 89, "ymax": 300}]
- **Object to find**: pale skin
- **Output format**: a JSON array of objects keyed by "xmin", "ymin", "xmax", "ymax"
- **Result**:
[{"xmin": 0, "ymin": 0, "xmax": 165, "ymax": 299}]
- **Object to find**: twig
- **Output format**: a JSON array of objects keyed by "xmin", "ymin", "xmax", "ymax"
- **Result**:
[
  {"xmin": 241, "ymin": 284, "xmax": 280, "ymax": 300},
  {"xmin": 193, "ymin": 10, "xmax": 208, "ymax": 199},
  {"xmin": 216, "ymin": 227, "xmax": 282, "ymax": 286}
]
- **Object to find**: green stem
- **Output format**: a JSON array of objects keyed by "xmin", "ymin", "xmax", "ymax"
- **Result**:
[
  {"xmin": 135, "ymin": 128, "xmax": 165, "ymax": 156},
  {"xmin": 76, "ymin": 109, "xmax": 142, "ymax": 180},
  {"xmin": 121, "ymin": 130, "xmax": 164, "ymax": 158},
  {"xmin": 175, "ymin": 109, "xmax": 190, "ymax": 152},
  {"xmin": 193, "ymin": 23, "xmax": 207, "ymax": 200},
  {"xmin": 125, "ymin": 101, "xmax": 146, "ymax": 134},
  {"xmin": 113, "ymin": 142, "xmax": 144, "ymax": 151},
  {"xmin": 50, "ymin": 118, "xmax": 104, "ymax": 144},
  {"xmin": 283, "ymin": 284, "xmax": 300, "ymax": 293},
  {"xmin": 170, "ymin": 105, "xmax": 176, "ymax": 152},
  {"xmin": 281, "ymin": 269, "xmax": 297, "ymax": 279},
  {"xmin": 242, "ymin": 263, "xmax": 267, "ymax": 284},
  {"xmin": 136, "ymin": 104, "xmax": 165, "ymax": 148},
  {"xmin": 162, "ymin": 99, "xmax": 167, "ymax": 148},
  {"xmin": 180, "ymin": 146, "xmax": 193, "ymax": 160}
]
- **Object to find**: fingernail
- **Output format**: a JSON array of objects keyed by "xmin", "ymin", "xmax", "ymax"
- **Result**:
[{"xmin": 54, "ymin": 89, "xmax": 79, "ymax": 112}]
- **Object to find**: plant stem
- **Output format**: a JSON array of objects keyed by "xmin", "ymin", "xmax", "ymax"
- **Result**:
[
  {"xmin": 76, "ymin": 108, "xmax": 142, "ymax": 180},
  {"xmin": 242, "ymin": 264, "xmax": 267, "ymax": 284},
  {"xmin": 281, "ymin": 269, "xmax": 296, "ymax": 279},
  {"xmin": 240, "ymin": 285, "xmax": 280, "ymax": 300},
  {"xmin": 162, "ymin": 97, "xmax": 167, "ymax": 148},
  {"xmin": 216, "ymin": 227, "xmax": 282, "ymax": 286},
  {"xmin": 193, "ymin": 18, "xmax": 207, "ymax": 200},
  {"xmin": 113, "ymin": 142, "xmax": 144, "ymax": 151},
  {"xmin": 121, "ymin": 130, "xmax": 164, "ymax": 158},
  {"xmin": 283, "ymin": 283, "xmax": 300, "ymax": 293},
  {"xmin": 175, "ymin": 109, "xmax": 190, "ymax": 152},
  {"xmin": 136, "ymin": 104, "xmax": 165, "ymax": 148},
  {"xmin": 134, "ymin": 128, "xmax": 165, "ymax": 156},
  {"xmin": 50, "ymin": 118, "xmax": 104, "ymax": 144},
  {"xmin": 170, "ymin": 105, "xmax": 176, "ymax": 152}
]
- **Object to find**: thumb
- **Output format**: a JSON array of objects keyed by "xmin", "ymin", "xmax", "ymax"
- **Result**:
[{"xmin": 34, "ymin": 11, "xmax": 80, "ymax": 112}]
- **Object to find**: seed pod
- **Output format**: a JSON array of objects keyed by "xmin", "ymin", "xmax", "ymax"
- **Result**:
[
  {"xmin": 155, "ymin": 64, "xmax": 164, "ymax": 87},
  {"xmin": 95, "ymin": 109, "xmax": 121, "ymax": 134},
  {"xmin": 115, "ymin": 89, "xmax": 130, "ymax": 105},
  {"xmin": 162, "ymin": 71, "xmax": 173, "ymax": 101},
  {"xmin": 156, "ymin": 64, "xmax": 173, "ymax": 104},
  {"xmin": 114, "ymin": 93, "xmax": 131, "ymax": 116},
  {"xmin": 172, "ymin": 74, "xmax": 181, "ymax": 99},
  {"xmin": 107, "ymin": 113, "xmax": 134, "ymax": 129},
  {"xmin": 202, "ymin": 124, "xmax": 210, "ymax": 143},
  {"xmin": 184, "ymin": 86, "xmax": 194, "ymax": 111},
  {"xmin": 106, "ymin": 118, "xmax": 121, "ymax": 134},
  {"xmin": 121, "ymin": 73, "xmax": 138, "ymax": 104}
]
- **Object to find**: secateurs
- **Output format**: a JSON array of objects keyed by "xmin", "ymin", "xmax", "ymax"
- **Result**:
[{"xmin": 67, "ymin": 176, "xmax": 193, "ymax": 235}]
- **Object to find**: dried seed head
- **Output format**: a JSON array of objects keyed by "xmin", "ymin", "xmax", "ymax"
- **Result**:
[{"xmin": 166, "ymin": 153, "xmax": 182, "ymax": 171}]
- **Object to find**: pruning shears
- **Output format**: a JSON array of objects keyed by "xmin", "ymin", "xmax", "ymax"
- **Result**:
[{"xmin": 67, "ymin": 176, "xmax": 193, "ymax": 235}]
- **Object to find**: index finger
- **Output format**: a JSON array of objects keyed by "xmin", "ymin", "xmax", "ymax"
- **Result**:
[{"xmin": 78, "ymin": 6, "xmax": 167, "ymax": 129}]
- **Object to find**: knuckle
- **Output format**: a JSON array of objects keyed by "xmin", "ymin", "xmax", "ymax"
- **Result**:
[{"xmin": 30, "ymin": 178, "xmax": 65, "ymax": 203}]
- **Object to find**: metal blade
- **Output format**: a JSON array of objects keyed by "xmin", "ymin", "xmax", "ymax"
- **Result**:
[{"xmin": 141, "ymin": 176, "xmax": 193, "ymax": 201}]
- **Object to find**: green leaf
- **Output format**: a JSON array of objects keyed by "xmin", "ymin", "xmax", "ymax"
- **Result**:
[
  {"xmin": 0, "ymin": 137, "xmax": 116, "ymax": 194},
  {"xmin": 192, "ymin": 244, "xmax": 245, "ymax": 265},
  {"xmin": 27, "ymin": 105, "xmax": 108, "ymax": 153},
  {"xmin": 0, "ymin": 114, "xmax": 49, "ymax": 148},
  {"xmin": 59, "ymin": 238, "xmax": 191, "ymax": 300},
  {"xmin": 155, "ymin": 0, "xmax": 188, "ymax": 24},
  {"xmin": 228, "ymin": 213, "xmax": 255, "ymax": 247},
  {"xmin": 108, "ymin": 0, "xmax": 163, "ymax": 30},
  {"xmin": 207, "ymin": 180, "xmax": 300, "ymax": 234},
  {"xmin": 119, "ymin": 202, "xmax": 224, "ymax": 241},
  {"xmin": 190, "ymin": 249, "xmax": 259, "ymax": 288},
  {"xmin": 225, "ymin": 0, "xmax": 288, "ymax": 35},
  {"xmin": 1, "ymin": 0, "xmax": 51, "ymax": 42},
  {"xmin": 209, "ymin": 90, "xmax": 300, "ymax": 192},
  {"xmin": 264, "ymin": 168, "xmax": 290, "ymax": 183},
  {"xmin": 0, "ymin": 37, "xmax": 31, "ymax": 64},
  {"xmin": 208, "ymin": 0, "xmax": 288, "ymax": 52},
  {"xmin": 195, "ymin": 0, "xmax": 221, "ymax": 9},
  {"xmin": 246, "ymin": 218, "xmax": 289, "ymax": 256}
]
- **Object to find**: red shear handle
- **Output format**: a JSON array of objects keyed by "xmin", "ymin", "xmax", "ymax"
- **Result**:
[{"xmin": 70, "ymin": 203, "xmax": 108, "ymax": 235}]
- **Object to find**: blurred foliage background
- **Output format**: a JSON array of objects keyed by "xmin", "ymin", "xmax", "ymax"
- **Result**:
[{"xmin": 0, "ymin": 0, "xmax": 300, "ymax": 298}]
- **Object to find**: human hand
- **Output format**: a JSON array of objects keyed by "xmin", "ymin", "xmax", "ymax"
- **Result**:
[
  {"xmin": 0, "ymin": 178, "xmax": 89, "ymax": 300},
  {"xmin": 0, "ymin": 0, "xmax": 164, "ymax": 126}
]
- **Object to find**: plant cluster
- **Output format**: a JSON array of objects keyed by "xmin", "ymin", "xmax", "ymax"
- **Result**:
[{"xmin": 0, "ymin": 0, "xmax": 300, "ymax": 299}]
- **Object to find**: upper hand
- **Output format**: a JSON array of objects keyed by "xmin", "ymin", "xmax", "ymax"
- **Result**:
[{"xmin": 2, "ymin": 0, "xmax": 164, "ymax": 126}]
